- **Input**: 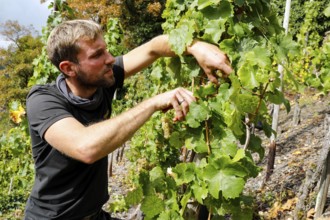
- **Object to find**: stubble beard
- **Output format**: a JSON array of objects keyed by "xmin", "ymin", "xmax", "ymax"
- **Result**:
[{"xmin": 76, "ymin": 66, "xmax": 116, "ymax": 90}]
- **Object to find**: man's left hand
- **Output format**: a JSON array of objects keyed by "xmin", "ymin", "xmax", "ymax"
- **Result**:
[{"xmin": 187, "ymin": 40, "xmax": 233, "ymax": 85}]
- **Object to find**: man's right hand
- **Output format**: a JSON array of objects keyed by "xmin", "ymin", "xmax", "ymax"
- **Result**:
[{"xmin": 152, "ymin": 87, "xmax": 196, "ymax": 121}]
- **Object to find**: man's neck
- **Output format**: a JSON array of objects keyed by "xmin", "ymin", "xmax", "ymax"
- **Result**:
[{"xmin": 65, "ymin": 78, "xmax": 97, "ymax": 99}]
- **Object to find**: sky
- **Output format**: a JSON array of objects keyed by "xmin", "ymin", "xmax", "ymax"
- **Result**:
[{"xmin": 0, "ymin": 0, "xmax": 51, "ymax": 48}]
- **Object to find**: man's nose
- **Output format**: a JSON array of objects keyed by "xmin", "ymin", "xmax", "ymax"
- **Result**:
[{"xmin": 105, "ymin": 51, "xmax": 115, "ymax": 64}]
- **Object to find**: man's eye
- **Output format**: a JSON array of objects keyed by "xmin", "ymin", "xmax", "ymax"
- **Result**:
[{"xmin": 93, "ymin": 51, "xmax": 104, "ymax": 58}]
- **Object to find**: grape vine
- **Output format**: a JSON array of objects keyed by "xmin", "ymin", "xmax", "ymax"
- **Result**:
[
  {"xmin": 288, "ymin": 0, "xmax": 330, "ymax": 94},
  {"xmin": 121, "ymin": 0, "xmax": 300, "ymax": 219}
]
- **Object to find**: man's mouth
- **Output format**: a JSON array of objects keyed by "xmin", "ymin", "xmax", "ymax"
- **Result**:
[{"xmin": 104, "ymin": 68, "xmax": 113, "ymax": 75}]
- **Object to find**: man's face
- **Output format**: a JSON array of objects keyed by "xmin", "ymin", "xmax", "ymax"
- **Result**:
[{"xmin": 74, "ymin": 35, "xmax": 116, "ymax": 88}]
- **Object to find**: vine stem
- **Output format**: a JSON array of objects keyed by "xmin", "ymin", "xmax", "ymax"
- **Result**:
[
  {"xmin": 8, "ymin": 177, "xmax": 13, "ymax": 195},
  {"xmin": 240, "ymin": 81, "xmax": 270, "ymax": 125},
  {"xmin": 243, "ymin": 115, "xmax": 251, "ymax": 150},
  {"xmin": 242, "ymin": 82, "xmax": 269, "ymax": 149},
  {"xmin": 250, "ymin": 82, "xmax": 270, "ymax": 123},
  {"xmin": 183, "ymin": 78, "xmax": 196, "ymax": 163},
  {"xmin": 208, "ymin": 209, "xmax": 212, "ymax": 220},
  {"xmin": 205, "ymin": 120, "xmax": 211, "ymax": 155}
]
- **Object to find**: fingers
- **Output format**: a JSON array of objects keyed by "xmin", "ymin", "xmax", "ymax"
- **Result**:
[
  {"xmin": 159, "ymin": 88, "xmax": 193, "ymax": 122},
  {"xmin": 174, "ymin": 88, "xmax": 195, "ymax": 118},
  {"xmin": 204, "ymin": 58, "xmax": 233, "ymax": 85},
  {"xmin": 205, "ymin": 72, "xmax": 219, "ymax": 85},
  {"xmin": 189, "ymin": 41, "xmax": 233, "ymax": 84},
  {"xmin": 211, "ymin": 53, "xmax": 233, "ymax": 78},
  {"xmin": 216, "ymin": 53, "xmax": 233, "ymax": 77}
]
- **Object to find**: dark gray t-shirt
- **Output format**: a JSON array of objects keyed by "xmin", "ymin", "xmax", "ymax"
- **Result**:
[{"xmin": 24, "ymin": 57, "xmax": 124, "ymax": 220}]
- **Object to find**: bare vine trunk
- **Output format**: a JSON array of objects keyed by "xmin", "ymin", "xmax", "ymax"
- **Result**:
[
  {"xmin": 292, "ymin": 94, "xmax": 301, "ymax": 126},
  {"xmin": 266, "ymin": 141, "xmax": 276, "ymax": 181}
]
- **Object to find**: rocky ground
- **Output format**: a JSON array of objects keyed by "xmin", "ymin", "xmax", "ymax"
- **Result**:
[
  {"xmin": 246, "ymin": 90, "xmax": 330, "ymax": 220},
  {"xmin": 106, "ymin": 90, "xmax": 330, "ymax": 220}
]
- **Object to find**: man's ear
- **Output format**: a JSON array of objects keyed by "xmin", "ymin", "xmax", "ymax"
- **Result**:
[{"xmin": 59, "ymin": 61, "xmax": 77, "ymax": 77}]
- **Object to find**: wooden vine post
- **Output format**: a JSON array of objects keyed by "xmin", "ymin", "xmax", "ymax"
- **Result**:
[
  {"xmin": 266, "ymin": 0, "xmax": 292, "ymax": 181},
  {"xmin": 314, "ymin": 114, "xmax": 330, "ymax": 219}
]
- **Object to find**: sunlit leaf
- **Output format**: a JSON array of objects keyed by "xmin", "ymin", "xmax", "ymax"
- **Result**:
[{"xmin": 141, "ymin": 194, "xmax": 165, "ymax": 219}]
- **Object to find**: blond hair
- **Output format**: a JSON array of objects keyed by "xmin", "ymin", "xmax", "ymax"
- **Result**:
[{"xmin": 47, "ymin": 20, "xmax": 103, "ymax": 70}]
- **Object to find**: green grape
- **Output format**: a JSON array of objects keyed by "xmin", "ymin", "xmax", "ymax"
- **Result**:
[{"xmin": 161, "ymin": 115, "xmax": 172, "ymax": 139}]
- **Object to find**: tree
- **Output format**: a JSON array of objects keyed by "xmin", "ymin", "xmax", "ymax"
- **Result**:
[
  {"xmin": 65, "ymin": 0, "xmax": 121, "ymax": 26},
  {"xmin": 0, "ymin": 20, "xmax": 38, "ymax": 50},
  {"xmin": 0, "ymin": 21, "xmax": 43, "ymax": 130},
  {"xmin": 119, "ymin": 0, "xmax": 165, "ymax": 48},
  {"xmin": 61, "ymin": 0, "xmax": 166, "ymax": 49}
]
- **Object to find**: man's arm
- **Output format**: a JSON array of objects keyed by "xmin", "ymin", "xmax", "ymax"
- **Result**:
[
  {"xmin": 123, "ymin": 35, "xmax": 233, "ymax": 84},
  {"xmin": 44, "ymin": 88, "xmax": 195, "ymax": 164}
]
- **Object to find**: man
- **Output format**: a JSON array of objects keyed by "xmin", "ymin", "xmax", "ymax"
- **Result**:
[{"xmin": 24, "ymin": 19, "xmax": 232, "ymax": 219}]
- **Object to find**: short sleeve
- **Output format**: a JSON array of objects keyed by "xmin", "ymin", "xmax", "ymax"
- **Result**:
[
  {"xmin": 113, "ymin": 56, "xmax": 124, "ymax": 89},
  {"xmin": 26, "ymin": 86, "xmax": 73, "ymax": 139}
]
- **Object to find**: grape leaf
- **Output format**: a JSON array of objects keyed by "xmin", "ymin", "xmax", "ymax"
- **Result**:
[
  {"xmin": 169, "ymin": 19, "xmax": 195, "ymax": 55},
  {"xmin": 237, "ymin": 64, "xmax": 259, "ymax": 89},
  {"xmin": 232, "ymin": 23, "xmax": 245, "ymax": 37},
  {"xmin": 194, "ymin": 83, "xmax": 218, "ymax": 98},
  {"xmin": 169, "ymin": 131, "xmax": 185, "ymax": 149},
  {"xmin": 181, "ymin": 56, "xmax": 201, "ymax": 78},
  {"xmin": 197, "ymin": 0, "xmax": 221, "ymax": 10},
  {"xmin": 199, "ymin": 0, "xmax": 233, "ymax": 19},
  {"xmin": 245, "ymin": 46, "xmax": 271, "ymax": 68},
  {"xmin": 204, "ymin": 164, "xmax": 245, "ymax": 199},
  {"xmin": 166, "ymin": 57, "xmax": 182, "ymax": 81},
  {"xmin": 279, "ymin": 34, "xmax": 300, "ymax": 57},
  {"xmin": 186, "ymin": 102, "xmax": 210, "ymax": 128},
  {"xmin": 323, "ymin": 75, "xmax": 330, "ymax": 92},
  {"xmin": 213, "ymin": 127, "xmax": 238, "ymax": 158},
  {"xmin": 125, "ymin": 186, "xmax": 143, "ymax": 206},
  {"xmin": 180, "ymin": 190, "xmax": 192, "ymax": 215},
  {"xmin": 191, "ymin": 181, "xmax": 209, "ymax": 204},
  {"xmin": 219, "ymin": 37, "xmax": 239, "ymax": 62},
  {"xmin": 150, "ymin": 166, "xmax": 165, "ymax": 182},
  {"xmin": 185, "ymin": 136, "xmax": 209, "ymax": 153},
  {"xmin": 234, "ymin": 0, "xmax": 244, "ymax": 7},
  {"xmin": 203, "ymin": 19, "xmax": 226, "ymax": 44},
  {"xmin": 324, "ymin": 5, "xmax": 330, "ymax": 17},
  {"xmin": 221, "ymin": 102, "xmax": 244, "ymax": 136},
  {"xmin": 232, "ymin": 149, "xmax": 245, "ymax": 162},
  {"xmin": 217, "ymin": 0, "xmax": 233, "ymax": 19},
  {"xmin": 185, "ymin": 128, "xmax": 208, "ymax": 153},
  {"xmin": 222, "ymin": 163, "xmax": 249, "ymax": 178},
  {"xmin": 271, "ymin": 34, "xmax": 299, "ymax": 62},
  {"xmin": 158, "ymin": 210, "xmax": 183, "ymax": 220},
  {"xmin": 164, "ymin": 188, "xmax": 180, "ymax": 212},
  {"xmin": 247, "ymin": 134, "xmax": 264, "ymax": 160},
  {"xmin": 232, "ymin": 208, "xmax": 253, "ymax": 220},
  {"xmin": 228, "ymin": 22, "xmax": 252, "ymax": 37},
  {"xmin": 240, "ymin": 154, "xmax": 262, "ymax": 178},
  {"xmin": 267, "ymin": 89, "xmax": 286, "ymax": 105},
  {"xmin": 172, "ymin": 163, "xmax": 196, "ymax": 185},
  {"xmin": 141, "ymin": 194, "xmax": 165, "ymax": 219}
]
